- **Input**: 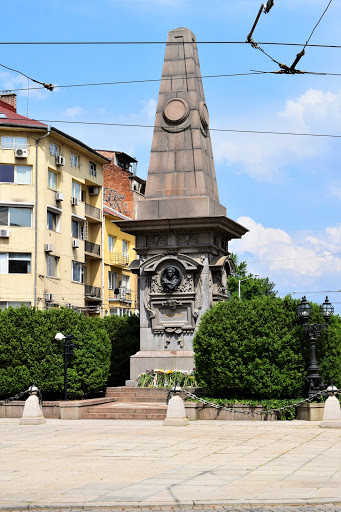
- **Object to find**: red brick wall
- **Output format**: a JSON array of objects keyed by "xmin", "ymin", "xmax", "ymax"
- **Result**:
[
  {"xmin": 0, "ymin": 94, "xmax": 16, "ymax": 112},
  {"xmin": 98, "ymin": 150, "xmax": 135, "ymax": 218}
]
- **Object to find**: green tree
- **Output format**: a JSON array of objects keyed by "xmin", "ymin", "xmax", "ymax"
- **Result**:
[{"xmin": 228, "ymin": 253, "xmax": 276, "ymax": 300}]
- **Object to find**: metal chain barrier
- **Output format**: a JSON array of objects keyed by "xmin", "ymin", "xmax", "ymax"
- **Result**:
[
  {"xmin": 170, "ymin": 388, "xmax": 328, "ymax": 418},
  {"xmin": 0, "ymin": 388, "xmax": 30, "ymax": 406}
]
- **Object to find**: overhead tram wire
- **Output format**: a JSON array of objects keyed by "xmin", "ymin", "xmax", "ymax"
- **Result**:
[
  {"xmin": 4, "ymin": 117, "xmax": 339, "ymax": 139},
  {"xmin": 0, "ymin": 62, "xmax": 54, "ymax": 91},
  {"xmin": 2, "ymin": 68, "xmax": 341, "ymax": 95},
  {"xmin": 0, "ymin": 41, "xmax": 340, "ymax": 48}
]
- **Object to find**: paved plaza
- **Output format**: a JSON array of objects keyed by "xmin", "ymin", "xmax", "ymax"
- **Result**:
[{"xmin": 0, "ymin": 418, "xmax": 340, "ymax": 510}]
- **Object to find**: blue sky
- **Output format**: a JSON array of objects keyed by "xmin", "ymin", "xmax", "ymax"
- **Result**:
[{"xmin": 1, "ymin": 0, "xmax": 340, "ymax": 313}]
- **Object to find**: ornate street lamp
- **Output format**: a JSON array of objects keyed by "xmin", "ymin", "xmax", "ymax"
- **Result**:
[
  {"xmin": 297, "ymin": 296, "xmax": 334, "ymax": 399},
  {"xmin": 55, "ymin": 332, "xmax": 76, "ymax": 401}
]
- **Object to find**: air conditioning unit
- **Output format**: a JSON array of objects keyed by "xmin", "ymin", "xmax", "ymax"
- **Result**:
[
  {"xmin": 55, "ymin": 192, "xmax": 64, "ymax": 202},
  {"xmin": 44, "ymin": 243, "xmax": 53, "ymax": 252},
  {"xmin": 119, "ymin": 287, "xmax": 127, "ymax": 300},
  {"xmin": 15, "ymin": 148, "xmax": 28, "ymax": 158},
  {"xmin": 55, "ymin": 155, "xmax": 65, "ymax": 166},
  {"xmin": 45, "ymin": 293, "xmax": 54, "ymax": 302},
  {"xmin": 0, "ymin": 229, "xmax": 10, "ymax": 237},
  {"xmin": 71, "ymin": 197, "xmax": 78, "ymax": 206},
  {"xmin": 72, "ymin": 239, "xmax": 80, "ymax": 248},
  {"xmin": 89, "ymin": 306, "xmax": 100, "ymax": 314},
  {"xmin": 89, "ymin": 187, "xmax": 99, "ymax": 196}
]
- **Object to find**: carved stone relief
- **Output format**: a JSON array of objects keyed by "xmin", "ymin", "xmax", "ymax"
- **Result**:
[
  {"xmin": 151, "ymin": 275, "xmax": 163, "ymax": 294},
  {"xmin": 161, "ymin": 265, "xmax": 182, "ymax": 292},
  {"xmin": 147, "ymin": 235, "xmax": 168, "ymax": 247},
  {"xmin": 143, "ymin": 276, "xmax": 156, "ymax": 319},
  {"xmin": 164, "ymin": 327, "xmax": 184, "ymax": 349},
  {"xmin": 177, "ymin": 234, "xmax": 199, "ymax": 246},
  {"xmin": 177, "ymin": 273, "xmax": 194, "ymax": 293}
]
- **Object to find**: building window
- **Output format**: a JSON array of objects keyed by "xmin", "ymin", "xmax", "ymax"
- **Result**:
[
  {"xmin": 108, "ymin": 271, "xmax": 118, "ymax": 290},
  {"xmin": 47, "ymin": 255, "xmax": 59, "ymax": 277},
  {"xmin": 72, "ymin": 261, "xmax": 84, "ymax": 283},
  {"xmin": 89, "ymin": 162, "xmax": 97, "ymax": 177},
  {"xmin": 108, "ymin": 235, "xmax": 115, "ymax": 252},
  {"xmin": 121, "ymin": 274, "xmax": 130, "ymax": 291},
  {"xmin": 72, "ymin": 180, "xmax": 82, "ymax": 201},
  {"xmin": 48, "ymin": 170, "xmax": 58, "ymax": 190},
  {"xmin": 0, "ymin": 301, "xmax": 31, "ymax": 310},
  {"xmin": 71, "ymin": 154, "xmax": 79, "ymax": 168},
  {"xmin": 47, "ymin": 209, "xmax": 60, "ymax": 232},
  {"xmin": 0, "ymin": 253, "xmax": 31, "ymax": 274},
  {"xmin": 71, "ymin": 219, "xmax": 85, "ymax": 239},
  {"xmin": 122, "ymin": 240, "xmax": 129, "ymax": 256},
  {"xmin": 49, "ymin": 143, "xmax": 59, "ymax": 156},
  {"xmin": 0, "ymin": 164, "xmax": 32, "ymax": 184},
  {"xmin": 0, "ymin": 206, "xmax": 32, "ymax": 227},
  {"xmin": 1, "ymin": 136, "xmax": 27, "ymax": 149}
]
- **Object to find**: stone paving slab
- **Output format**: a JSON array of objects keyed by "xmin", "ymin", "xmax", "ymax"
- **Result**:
[{"xmin": 0, "ymin": 419, "xmax": 340, "ymax": 509}]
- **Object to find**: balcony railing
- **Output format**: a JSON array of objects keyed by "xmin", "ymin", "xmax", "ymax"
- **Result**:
[
  {"xmin": 85, "ymin": 203, "xmax": 101, "ymax": 219},
  {"xmin": 85, "ymin": 241, "xmax": 101, "ymax": 256},
  {"xmin": 85, "ymin": 285, "xmax": 101, "ymax": 299},
  {"xmin": 109, "ymin": 252, "xmax": 129, "ymax": 266},
  {"xmin": 109, "ymin": 287, "xmax": 131, "ymax": 302}
]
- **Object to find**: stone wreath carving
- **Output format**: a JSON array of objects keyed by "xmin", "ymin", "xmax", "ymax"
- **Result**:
[
  {"xmin": 193, "ymin": 275, "xmax": 203, "ymax": 319},
  {"xmin": 143, "ymin": 276, "xmax": 156, "ymax": 319},
  {"xmin": 177, "ymin": 274, "xmax": 194, "ymax": 293},
  {"xmin": 161, "ymin": 265, "xmax": 182, "ymax": 292},
  {"xmin": 151, "ymin": 275, "xmax": 163, "ymax": 294}
]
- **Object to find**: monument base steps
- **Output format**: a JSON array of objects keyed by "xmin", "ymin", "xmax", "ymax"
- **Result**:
[{"xmin": 83, "ymin": 387, "xmax": 170, "ymax": 420}]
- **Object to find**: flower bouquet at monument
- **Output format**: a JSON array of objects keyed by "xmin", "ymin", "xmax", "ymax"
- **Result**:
[{"xmin": 136, "ymin": 369, "xmax": 197, "ymax": 388}]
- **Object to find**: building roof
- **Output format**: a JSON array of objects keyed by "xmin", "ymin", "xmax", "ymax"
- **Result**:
[
  {"xmin": 0, "ymin": 100, "xmax": 109, "ymax": 163},
  {"xmin": 97, "ymin": 150, "xmax": 138, "ymax": 164},
  {"xmin": 103, "ymin": 205, "xmax": 132, "ymax": 220},
  {"xmin": 0, "ymin": 99, "xmax": 47, "ymax": 128}
]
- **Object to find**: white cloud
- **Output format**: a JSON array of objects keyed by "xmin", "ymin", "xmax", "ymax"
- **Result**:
[
  {"xmin": 141, "ymin": 98, "xmax": 157, "ymax": 121},
  {"xmin": 63, "ymin": 106, "xmax": 84, "ymax": 118},
  {"xmin": 213, "ymin": 88, "xmax": 341, "ymax": 182},
  {"xmin": 229, "ymin": 216, "xmax": 341, "ymax": 290},
  {"xmin": 329, "ymin": 182, "xmax": 341, "ymax": 199}
]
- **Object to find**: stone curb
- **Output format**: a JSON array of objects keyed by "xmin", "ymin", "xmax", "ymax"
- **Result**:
[{"xmin": 1, "ymin": 501, "xmax": 341, "ymax": 510}]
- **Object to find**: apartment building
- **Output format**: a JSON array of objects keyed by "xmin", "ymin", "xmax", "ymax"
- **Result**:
[
  {"xmin": 0, "ymin": 93, "xmax": 109, "ymax": 314},
  {"xmin": 98, "ymin": 150, "xmax": 145, "ymax": 316}
]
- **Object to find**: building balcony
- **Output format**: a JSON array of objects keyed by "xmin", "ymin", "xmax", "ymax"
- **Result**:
[
  {"xmin": 85, "ymin": 203, "xmax": 101, "ymax": 221},
  {"xmin": 84, "ymin": 241, "xmax": 101, "ymax": 258},
  {"xmin": 84, "ymin": 285, "xmax": 101, "ymax": 301},
  {"xmin": 109, "ymin": 287, "xmax": 132, "ymax": 303},
  {"xmin": 109, "ymin": 252, "xmax": 129, "ymax": 267}
]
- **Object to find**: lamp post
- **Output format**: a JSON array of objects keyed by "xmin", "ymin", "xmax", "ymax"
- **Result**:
[
  {"xmin": 238, "ymin": 274, "xmax": 259, "ymax": 300},
  {"xmin": 296, "ymin": 296, "xmax": 334, "ymax": 399},
  {"xmin": 55, "ymin": 332, "xmax": 76, "ymax": 401}
]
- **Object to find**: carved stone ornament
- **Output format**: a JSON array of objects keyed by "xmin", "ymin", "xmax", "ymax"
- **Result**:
[
  {"xmin": 178, "ymin": 234, "xmax": 199, "ymax": 246},
  {"xmin": 177, "ymin": 274, "xmax": 194, "ymax": 293},
  {"xmin": 161, "ymin": 265, "xmax": 182, "ymax": 292},
  {"xmin": 193, "ymin": 276, "xmax": 203, "ymax": 318},
  {"xmin": 151, "ymin": 275, "xmax": 163, "ymax": 294},
  {"xmin": 164, "ymin": 327, "xmax": 184, "ymax": 349},
  {"xmin": 161, "ymin": 299, "xmax": 183, "ymax": 309},
  {"xmin": 143, "ymin": 276, "xmax": 156, "ymax": 319}
]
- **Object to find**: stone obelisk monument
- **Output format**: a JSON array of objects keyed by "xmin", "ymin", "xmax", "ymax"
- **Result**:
[{"xmin": 116, "ymin": 27, "xmax": 248, "ymax": 381}]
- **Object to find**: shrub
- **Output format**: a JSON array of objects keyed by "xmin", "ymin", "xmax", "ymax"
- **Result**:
[
  {"xmin": 103, "ymin": 314, "xmax": 140, "ymax": 386},
  {"xmin": 193, "ymin": 295, "xmax": 341, "ymax": 398},
  {"xmin": 0, "ymin": 306, "xmax": 111, "ymax": 400}
]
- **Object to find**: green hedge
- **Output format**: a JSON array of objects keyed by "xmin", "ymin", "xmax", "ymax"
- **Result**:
[
  {"xmin": 0, "ymin": 307, "xmax": 111, "ymax": 400},
  {"xmin": 103, "ymin": 314, "xmax": 140, "ymax": 386},
  {"xmin": 193, "ymin": 295, "xmax": 341, "ymax": 398}
]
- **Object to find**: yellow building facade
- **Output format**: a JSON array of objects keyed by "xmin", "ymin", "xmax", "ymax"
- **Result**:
[
  {"xmin": 103, "ymin": 207, "xmax": 138, "ymax": 316},
  {"xmin": 0, "ymin": 94, "xmax": 109, "ymax": 314}
]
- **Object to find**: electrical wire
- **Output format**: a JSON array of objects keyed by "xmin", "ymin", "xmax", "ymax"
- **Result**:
[
  {"xmin": 10, "ymin": 118, "xmax": 338, "ymax": 139},
  {"xmin": 2, "ymin": 69, "xmax": 341, "ymax": 94},
  {"xmin": 303, "ymin": 0, "xmax": 334, "ymax": 50},
  {"xmin": 245, "ymin": 252, "xmax": 341, "ymax": 264},
  {"xmin": 0, "ymin": 62, "xmax": 54, "ymax": 91},
  {"xmin": 0, "ymin": 41, "xmax": 340, "ymax": 47}
]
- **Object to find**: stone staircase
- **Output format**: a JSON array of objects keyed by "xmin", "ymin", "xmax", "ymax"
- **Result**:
[{"xmin": 83, "ymin": 387, "xmax": 170, "ymax": 420}]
